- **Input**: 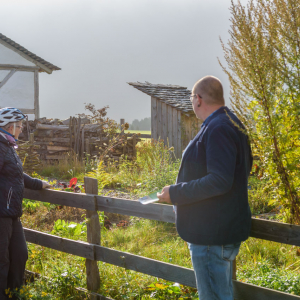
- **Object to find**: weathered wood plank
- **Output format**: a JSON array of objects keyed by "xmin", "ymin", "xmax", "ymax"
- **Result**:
[
  {"xmin": 36, "ymin": 137, "xmax": 70, "ymax": 143},
  {"xmin": 161, "ymin": 102, "xmax": 167, "ymax": 145},
  {"xmin": 250, "ymin": 218, "xmax": 300, "ymax": 246},
  {"xmin": 172, "ymin": 107, "xmax": 178, "ymax": 157},
  {"xmin": 18, "ymin": 109, "xmax": 35, "ymax": 115},
  {"xmin": 95, "ymin": 246, "xmax": 196, "ymax": 287},
  {"xmin": 167, "ymin": 104, "xmax": 173, "ymax": 147},
  {"xmin": 23, "ymin": 228, "xmax": 300, "ymax": 300},
  {"xmin": 151, "ymin": 97, "xmax": 157, "ymax": 140},
  {"xmin": 0, "ymin": 64, "xmax": 39, "ymax": 71},
  {"xmin": 34, "ymin": 70, "xmax": 39, "ymax": 119},
  {"xmin": 157, "ymin": 100, "xmax": 162, "ymax": 140},
  {"xmin": 36, "ymin": 124, "xmax": 100, "ymax": 131},
  {"xmin": 24, "ymin": 228, "xmax": 94, "ymax": 260},
  {"xmin": 96, "ymin": 196, "xmax": 175, "ymax": 223},
  {"xmin": 23, "ymin": 189, "xmax": 300, "ymax": 247},
  {"xmin": 85, "ymin": 177, "xmax": 101, "ymax": 297},
  {"xmin": 23, "ymin": 189, "xmax": 95, "ymax": 211},
  {"xmin": 0, "ymin": 68, "xmax": 16, "ymax": 89},
  {"xmin": 47, "ymin": 145, "xmax": 70, "ymax": 151},
  {"xmin": 177, "ymin": 111, "xmax": 182, "ymax": 157},
  {"xmin": 127, "ymin": 133, "xmax": 151, "ymax": 139}
]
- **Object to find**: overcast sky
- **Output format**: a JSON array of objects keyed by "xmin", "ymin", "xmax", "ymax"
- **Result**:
[{"xmin": 0, "ymin": 0, "xmax": 247, "ymax": 123}]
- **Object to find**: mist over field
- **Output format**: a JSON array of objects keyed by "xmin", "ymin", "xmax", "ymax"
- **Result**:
[{"xmin": 0, "ymin": 0, "xmax": 247, "ymax": 123}]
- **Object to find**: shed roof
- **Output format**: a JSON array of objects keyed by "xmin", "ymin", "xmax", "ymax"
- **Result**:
[
  {"xmin": 0, "ymin": 33, "xmax": 61, "ymax": 74},
  {"xmin": 128, "ymin": 81, "xmax": 193, "ymax": 113}
]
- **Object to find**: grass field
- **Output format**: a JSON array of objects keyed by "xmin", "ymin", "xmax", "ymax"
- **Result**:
[
  {"xmin": 125, "ymin": 130, "xmax": 151, "ymax": 135},
  {"xmin": 16, "ymin": 140, "xmax": 300, "ymax": 299}
]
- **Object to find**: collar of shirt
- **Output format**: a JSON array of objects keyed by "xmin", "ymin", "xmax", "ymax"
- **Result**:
[{"xmin": 201, "ymin": 106, "xmax": 226, "ymax": 128}]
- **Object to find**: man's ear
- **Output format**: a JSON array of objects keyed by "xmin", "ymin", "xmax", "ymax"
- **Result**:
[{"xmin": 196, "ymin": 95, "xmax": 201, "ymax": 107}]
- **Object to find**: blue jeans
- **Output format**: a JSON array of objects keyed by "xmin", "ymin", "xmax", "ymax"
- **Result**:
[{"xmin": 188, "ymin": 242, "xmax": 241, "ymax": 300}]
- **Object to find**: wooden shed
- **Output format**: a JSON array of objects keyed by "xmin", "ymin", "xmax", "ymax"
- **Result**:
[
  {"xmin": 0, "ymin": 33, "xmax": 60, "ymax": 119},
  {"xmin": 128, "ymin": 82, "xmax": 202, "ymax": 158}
]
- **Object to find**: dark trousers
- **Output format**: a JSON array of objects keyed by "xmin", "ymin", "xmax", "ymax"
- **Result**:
[{"xmin": 0, "ymin": 218, "xmax": 28, "ymax": 300}]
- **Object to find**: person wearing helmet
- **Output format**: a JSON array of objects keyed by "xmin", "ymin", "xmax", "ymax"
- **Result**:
[{"xmin": 0, "ymin": 107, "xmax": 50, "ymax": 299}]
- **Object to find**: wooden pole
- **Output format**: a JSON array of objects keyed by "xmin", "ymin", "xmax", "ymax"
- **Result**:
[
  {"xmin": 29, "ymin": 133, "xmax": 34, "ymax": 144},
  {"xmin": 69, "ymin": 116, "xmax": 72, "ymax": 151},
  {"xmin": 132, "ymin": 135, "xmax": 137, "ymax": 157},
  {"xmin": 232, "ymin": 258, "xmax": 237, "ymax": 280},
  {"xmin": 120, "ymin": 118, "xmax": 125, "ymax": 135},
  {"xmin": 26, "ymin": 115, "xmax": 30, "ymax": 141},
  {"xmin": 84, "ymin": 177, "xmax": 101, "ymax": 298},
  {"xmin": 85, "ymin": 138, "xmax": 90, "ymax": 156}
]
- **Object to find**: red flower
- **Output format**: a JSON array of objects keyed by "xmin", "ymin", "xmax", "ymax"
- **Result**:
[{"xmin": 69, "ymin": 177, "xmax": 78, "ymax": 188}]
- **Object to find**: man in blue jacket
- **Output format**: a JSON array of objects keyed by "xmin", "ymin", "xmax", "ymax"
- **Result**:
[{"xmin": 158, "ymin": 76, "xmax": 252, "ymax": 300}]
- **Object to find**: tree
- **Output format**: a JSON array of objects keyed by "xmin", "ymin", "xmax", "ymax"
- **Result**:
[{"xmin": 220, "ymin": 0, "xmax": 300, "ymax": 223}]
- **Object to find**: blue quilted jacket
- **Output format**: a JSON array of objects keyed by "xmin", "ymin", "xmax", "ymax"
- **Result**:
[{"xmin": 0, "ymin": 134, "xmax": 42, "ymax": 218}]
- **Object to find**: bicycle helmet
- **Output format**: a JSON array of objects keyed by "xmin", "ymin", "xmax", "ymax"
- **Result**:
[{"xmin": 0, "ymin": 107, "xmax": 25, "ymax": 127}]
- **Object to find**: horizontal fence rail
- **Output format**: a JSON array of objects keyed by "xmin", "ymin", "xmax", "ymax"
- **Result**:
[
  {"xmin": 23, "ymin": 227, "xmax": 300, "ymax": 300},
  {"xmin": 24, "ymin": 189, "xmax": 300, "ymax": 246},
  {"xmin": 23, "ymin": 188, "xmax": 300, "ymax": 300}
]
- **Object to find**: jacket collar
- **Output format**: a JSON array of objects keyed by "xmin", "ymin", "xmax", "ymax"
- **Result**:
[
  {"xmin": 202, "ymin": 106, "xmax": 229, "ymax": 127},
  {"xmin": 0, "ymin": 133, "xmax": 10, "ymax": 147}
]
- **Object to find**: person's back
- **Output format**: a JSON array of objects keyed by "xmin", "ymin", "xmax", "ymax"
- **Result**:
[{"xmin": 158, "ymin": 76, "xmax": 252, "ymax": 300}]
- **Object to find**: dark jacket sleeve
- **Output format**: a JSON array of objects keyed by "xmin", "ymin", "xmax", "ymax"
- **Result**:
[
  {"xmin": 23, "ymin": 173, "xmax": 43, "ymax": 190},
  {"xmin": 169, "ymin": 124, "xmax": 237, "ymax": 206}
]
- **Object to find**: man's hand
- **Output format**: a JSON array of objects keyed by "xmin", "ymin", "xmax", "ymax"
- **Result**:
[
  {"xmin": 157, "ymin": 186, "xmax": 172, "ymax": 204},
  {"xmin": 42, "ymin": 181, "xmax": 51, "ymax": 189}
]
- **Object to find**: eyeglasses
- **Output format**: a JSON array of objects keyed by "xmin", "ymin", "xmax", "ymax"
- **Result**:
[
  {"xmin": 16, "ymin": 125, "xmax": 23, "ymax": 129},
  {"xmin": 189, "ymin": 94, "xmax": 202, "ymax": 102}
]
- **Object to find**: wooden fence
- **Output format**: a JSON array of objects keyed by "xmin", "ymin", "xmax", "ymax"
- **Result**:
[{"xmin": 23, "ymin": 178, "xmax": 300, "ymax": 300}]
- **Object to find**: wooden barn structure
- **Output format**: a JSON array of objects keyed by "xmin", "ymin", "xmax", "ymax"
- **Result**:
[
  {"xmin": 128, "ymin": 82, "xmax": 202, "ymax": 158},
  {"xmin": 0, "ymin": 33, "xmax": 60, "ymax": 119}
]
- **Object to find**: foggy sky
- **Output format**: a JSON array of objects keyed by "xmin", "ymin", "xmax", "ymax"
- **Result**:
[{"xmin": 0, "ymin": 0, "xmax": 247, "ymax": 123}]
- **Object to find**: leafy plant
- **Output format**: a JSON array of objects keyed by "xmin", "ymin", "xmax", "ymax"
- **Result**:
[{"xmin": 220, "ymin": 0, "xmax": 300, "ymax": 223}]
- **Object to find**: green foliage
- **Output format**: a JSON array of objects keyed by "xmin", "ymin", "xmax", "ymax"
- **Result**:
[
  {"xmin": 239, "ymin": 261, "xmax": 300, "ymax": 295},
  {"xmin": 23, "ymin": 198, "xmax": 40, "ymax": 214},
  {"xmin": 87, "ymin": 161, "xmax": 110, "ymax": 191},
  {"xmin": 101, "ymin": 139, "xmax": 180, "ymax": 196},
  {"xmin": 51, "ymin": 219, "xmax": 87, "ymax": 240},
  {"xmin": 220, "ymin": 0, "xmax": 300, "ymax": 223}
]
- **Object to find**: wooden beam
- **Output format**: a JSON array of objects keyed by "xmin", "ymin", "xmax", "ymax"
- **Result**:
[
  {"xmin": 96, "ymin": 196, "xmax": 175, "ymax": 223},
  {"xmin": 23, "ymin": 189, "xmax": 96, "ymax": 211},
  {"xmin": 167, "ymin": 104, "xmax": 173, "ymax": 148},
  {"xmin": 24, "ymin": 228, "xmax": 94, "ymax": 260},
  {"xmin": 36, "ymin": 123, "xmax": 100, "ymax": 131},
  {"xmin": 151, "ymin": 97, "xmax": 157, "ymax": 140},
  {"xmin": 84, "ymin": 177, "xmax": 101, "ymax": 297},
  {"xmin": 0, "ymin": 64, "xmax": 39, "ymax": 72},
  {"xmin": 0, "ymin": 40, "xmax": 53, "ymax": 74},
  {"xmin": 0, "ymin": 68, "xmax": 16, "ymax": 89},
  {"xmin": 23, "ymin": 188, "xmax": 300, "ymax": 247},
  {"xmin": 47, "ymin": 145, "xmax": 70, "ymax": 151},
  {"xmin": 34, "ymin": 70, "xmax": 39, "ymax": 119},
  {"xmin": 23, "ymin": 228, "xmax": 300, "ymax": 300},
  {"xmin": 10, "ymin": 108, "xmax": 35, "ymax": 115},
  {"xmin": 172, "ymin": 108, "xmax": 178, "ymax": 158},
  {"xmin": 161, "ymin": 102, "xmax": 167, "ymax": 145}
]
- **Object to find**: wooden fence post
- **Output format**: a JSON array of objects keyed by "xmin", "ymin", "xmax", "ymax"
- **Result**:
[
  {"xmin": 84, "ymin": 177, "xmax": 101, "ymax": 298},
  {"xmin": 29, "ymin": 133, "xmax": 34, "ymax": 144},
  {"xmin": 232, "ymin": 258, "xmax": 237, "ymax": 280},
  {"xmin": 120, "ymin": 118, "xmax": 125, "ymax": 135}
]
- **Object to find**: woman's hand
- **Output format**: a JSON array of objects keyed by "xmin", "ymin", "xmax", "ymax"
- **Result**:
[{"xmin": 42, "ymin": 181, "xmax": 51, "ymax": 189}]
